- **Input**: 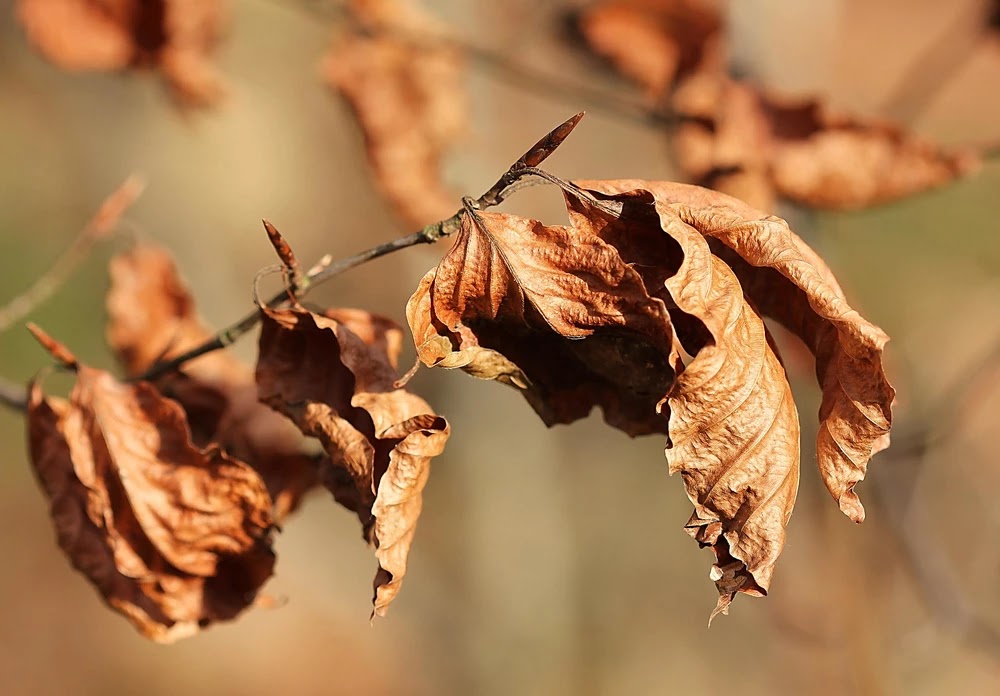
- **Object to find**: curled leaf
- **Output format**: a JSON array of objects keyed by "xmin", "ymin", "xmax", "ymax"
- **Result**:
[
  {"xmin": 256, "ymin": 305, "xmax": 449, "ymax": 616},
  {"xmin": 406, "ymin": 208, "xmax": 677, "ymax": 436},
  {"xmin": 26, "ymin": 333, "xmax": 274, "ymax": 642},
  {"xmin": 17, "ymin": 0, "xmax": 227, "ymax": 105},
  {"xmin": 417, "ymin": 176, "xmax": 893, "ymax": 616},
  {"xmin": 575, "ymin": 180, "xmax": 894, "ymax": 525},
  {"xmin": 106, "ymin": 243, "xmax": 319, "ymax": 520}
]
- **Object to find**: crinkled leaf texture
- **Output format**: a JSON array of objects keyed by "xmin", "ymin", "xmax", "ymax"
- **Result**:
[
  {"xmin": 26, "ymin": 348, "xmax": 275, "ymax": 643},
  {"xmin": 106, "ymin": 243, "xmax": 319, "ymax": 521},
  {"xmin": 17, "ymin": 0, "xmax": 226, "ymax": 105},
  {"xmin": 406, "ymin": 209, "xmax": 677, "ymax": 436},
  {"xmin": 576, "ymin": 180, "xmax": 895, "ymax": 524},
  {"xmin": 407, "ymin": 178, "xmax": 893, "ymax": 616},
  {"xmin": 256, "ymin": 305, "xmax": 449, "ymax": 616}
]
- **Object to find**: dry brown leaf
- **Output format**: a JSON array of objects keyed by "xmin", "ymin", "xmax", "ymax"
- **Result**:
[
  {"xmin": 574, "ymin": 180, "xmax": 894, "ymax": 525},
  {"xmin": 574, "ymin": 0, "xmax": 721, "ymax": 104},
  {"xmin": 413, "ymin": 177, "xmax": 892, "ymax": 614},
  {"xmin": 671, "ymin": 70, "xmax": 979, "ymax": 211},
  {"xmin": 106, "ymin": 243, "xmax": 319, "ymax": 520},
  {"xmin": 256, "ymin": 305, "xmax": 449, "ymax": 616},
  {"xmin": 764, "ymin": 95, "xmax": 980, "ymax": 210},
  {"xmin": 405, "ymin": 208, "xmax": 678, "ymax": 436},
  {"xmin": 26, "ymin": 331, "xmax": 274, "ymax": 642},
  {"xmin": 17, "ymin": 0, "xmax": 226, "ymax": 105},
  {"xmin": 323, "ymin": 0, "xmax": 466, "ymax": 228}
]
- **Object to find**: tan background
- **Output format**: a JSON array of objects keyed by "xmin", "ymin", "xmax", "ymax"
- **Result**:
[{"xmin": 1, "ymin": 0, "xmax": 999, "ymax": 694}]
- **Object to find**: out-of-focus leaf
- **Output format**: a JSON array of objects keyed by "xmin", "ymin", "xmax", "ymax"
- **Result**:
[
  {"xmin": 17, "ymin": 0, "xmax": 226, "ymax": 105},
  {"xmin": 26, "ymin": 330, "xmax": 274, "ymax": 642},
  {"xmin": 573, "ymin": 0, "xmax": 721, "ymax": 104},
  {"xmin": 670, "ymin": 62, "xmax": 979, "ymax": 211},
  {"xmin": 106, "ymin": 243, "xmax": 319, "ymax": 520},
  {"xmin": 256, "ymin": 305, "xmax": 449, "ymax": 616},
  {"xmin": 406, "ymin": 208, "xmax": 678, "ymax": 436},
  {"xmin": 323, "ymin": 0, "xmax": 466, "ymax": 228}
]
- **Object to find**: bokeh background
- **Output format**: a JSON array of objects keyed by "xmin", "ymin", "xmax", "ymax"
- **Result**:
[{"xmin": 2, "ymin": 0, "xmax": 1000, "ymax": 694}]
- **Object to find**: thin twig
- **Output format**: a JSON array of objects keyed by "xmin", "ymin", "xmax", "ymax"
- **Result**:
[
  {"xmin": 138, "ymin": 113, "xmax": 586, "ymax": 382},
  {"xmin": 0, "ymin": 175, "xmax": 145, "ymax": 333},
  {"xmin": 0, "ymin": 377, "xmax": 27, "ymax": 411}
]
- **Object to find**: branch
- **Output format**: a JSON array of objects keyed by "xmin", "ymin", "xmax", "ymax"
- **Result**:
[
  {"xmin": 0, "ymin": 175, "xmax": 144, "ymax": 333},
  {"xmin": 137, "ymin": 112, "xmax": 585, "ymax": 382},
  {"xmin": 0, "ymin": 377, "xmax": 27, "ymax": 411}
]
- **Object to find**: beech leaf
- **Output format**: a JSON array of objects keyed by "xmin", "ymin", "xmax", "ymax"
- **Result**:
[
  {"xmin": 256, "ymin": 305, "xmax": 449, "ymax": 616},
  {"xmin": 26, "ymin": 330, "xmax": 275, "ymax": 642},
  {"xmin": 408, "ymin": 174, "xmax": 893, "ymax": 616},
  {"xmin": 406, "ymin": 208, "xmax": 677, "ymax": 436},
  {"xmin": 106, "ymin": 243, "xmax": 319, "ymax": 520},
  {"xmin": 574, "ymin": 180, "xmax": 895, "ymax": 524},
  {"xmin": 672, "ymin": 76, "xmax": 980, "ymax": 211}
]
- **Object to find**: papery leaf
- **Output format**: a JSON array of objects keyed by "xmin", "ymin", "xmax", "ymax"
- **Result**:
[
  {"xmin": 256, "ymin": 305, "xmax": 449, "ymax": 616},
  {"xmin": 671, "ymin": 71, "xmax": 978, "ymax": 211},
  {"xmin": 323, "ymin": 0, "xmax": 466, "ymax": 228},
  {"xmin": 106, "ymin": 243, "xmax": 318, "ymax": 520},
  {"xmin": 406, "ymin": 208, "xmax": 677, "ymax": 436},
  {"xmin": 575, "ymin": 180, "xmax": 894, "ymax": 524},
  {"xmin": 17, "ymin": 0, "xmax": 226, "ymax": 105},
  {"xmin": 26, "ymin": 333, "xmax": 274, "ymax": 642}
]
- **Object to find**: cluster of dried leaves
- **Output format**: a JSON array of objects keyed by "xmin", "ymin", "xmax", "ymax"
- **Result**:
[
  {"xmin": 26, "ymin": 238, "xmax": 449, "ymax": 641},
  {"xmin": 405, "ymin": 170, "xmax": 893, "ymax": 619},
  {"xmin": 574, "ymin": 0, "xmax": 980, "ymax": 211}
]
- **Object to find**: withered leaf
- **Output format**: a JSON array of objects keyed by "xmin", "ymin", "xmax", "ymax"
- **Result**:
[
  {"xmin": 106, "ymin": 243, "xmax": 319, "ymax": 520},
  {"xmin": 17, "ymin": 0, "xmax": 226, "ymax": 105},
  {"xmin": 573, "ymin": 0, "xmax": 722, "ymax": 104},
  {"xmin": 411, "ymin": 176, "xmax": 892, "ymax": 615},
  {"xmin": 323, "ymin": 0, "xmax": 466, "ymax": 228},
  {"xmin": 406, "ymin": 208, "xmax": 677, "ymax": 436},
  {"xmin": 574, "ymin": 180, "xmax": 894, "ymax": 525},
  {"xmin": 670, "ymin": 68, "xmax": 978, "ymax": 211},
  {"xmin": 26, "ymin": 331, "xmax": 274, "ymax": 642},
  {"xmin": 256, "ymin": 305, "xmax": 449, "ymax": 616}
]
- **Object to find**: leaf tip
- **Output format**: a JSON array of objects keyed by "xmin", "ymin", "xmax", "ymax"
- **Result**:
[{"xmin": 27, "ymin": 323, "xmax": 78, "ymax": 368}]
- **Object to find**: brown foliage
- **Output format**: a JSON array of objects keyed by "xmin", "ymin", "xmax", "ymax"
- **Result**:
[
  {"xmin": 106, "ymin": 243, "xmax": 319, "ymax": 520},
  {"xmin": 26, "ymin": 327, "xmax": 274, "ymax": 642},
  {"xmin": 672, "ymin": 77, "xmax": 980, "ymax": 211},
  {"xmin": 256, "ymin": 304, "xmax": 449, "ymax": 616},
  {"xmin": 407, "ymin": 177, "xmax": 893, "ymax": 615},
  {"xmin": 576, "ymin": 0, "xmax": 979, "ymax": 211},
  {"xmin": 16, "ymin": 0, "xmax": 226, "ymax": 105},
  {"xmin": 406, "ymin": 207, "xmax": 677, "ymax": 435},
  {"xmin": 323, "ymin": 0, "xmax": 466, "ymax": 228}
]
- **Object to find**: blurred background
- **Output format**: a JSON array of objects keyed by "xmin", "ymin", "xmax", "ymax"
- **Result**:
[{"xmin": 1, "ymin": 0, "xmax": 999, "ymax": 694}]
